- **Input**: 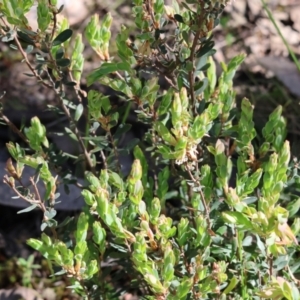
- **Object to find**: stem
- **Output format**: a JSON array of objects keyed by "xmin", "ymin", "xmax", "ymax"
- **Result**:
[
  {"xmin": 107, "ymin": 129, "xmax": 121, "ymax": 173},
  {"xmin": 0, "ymin": 17, "xmax": 53, "ymax": 89},
  {"xmin": 188, "ymin": 29, "xmax": 202, "ymax": 108},
  {"xmin": 48, "ymin": 0, "xmax": 57, "ymax": 41},
  {"xmin": 100, "ymin": 150, "xmax": 108, "ymax": 170},
  {"xmin": 0, "ymin": 107, "xmax": 29, "ymax": 144},
  {"xmin": 185, "ymin": 164, "xmax": 212, "ymax": 231}
]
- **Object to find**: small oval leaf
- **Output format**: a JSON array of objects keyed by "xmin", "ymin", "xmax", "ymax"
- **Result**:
[
  {"xmin": 174, "ymin": 14, "xmax": 184, "ymax": 23},
  {"xmin": 74, "ymin": 103, "xmax": 84, "ymax": 121},
  {"xmin": 55, "ymin": 47, "xmax": 65, "ymax": 60},
  {"xmin": 56, "ymin": 58, "xmax": 71, "ymax": 67},
  {"xmin": 52, "ymin": 29, "xmax": 73, "ymax": 46}
]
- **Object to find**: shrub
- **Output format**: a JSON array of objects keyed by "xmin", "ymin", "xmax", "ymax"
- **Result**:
[{"xmin": 1, "ymin": 0, "xmax": 299, "ymax": 299}]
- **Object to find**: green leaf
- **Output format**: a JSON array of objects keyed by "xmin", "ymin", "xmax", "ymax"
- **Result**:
[
  {"xmin": 155, "ymin": 122, "xmax": 176, "ymax": 145},
  {"xmin": 52, "ymin": 29, "xmax": 73, "ymax": 46},
  {"xmin": 85, "ymin": 260, "xmax": 98, "ymax": 278},
  {"xmin": 87, "ymin": 62, "xmax": 131, "ymax": 86},
  {"xmin": 286, "ymin": 198, "xmax": 300, "ymax": 217},
  {"xmin": 27, "ymin": 239, "xmax": 44, "ymax": 252},
  {"xmin": 75, "ymin": 213, "xmax": 89, "ymax": 243},
  {"xmin": 74, "ymin": 103, "xmax": 84, "ymax": 121},
  {"xmin": 158, "ymin": 90, "xmax": 172, "ymax": 115},
  {"xmin": 177, "ymin": 277, "xmax": 193, "ymax": 298},
  {"xmin": 177, "ymin": 218, "xmax": 190, "ymax": 247},
  {"xmin": 65, "ymin": 127, "xmax": 78, "ymax": 141},
  {"xmin": 223, "ymin": 276, "xmax": 239, "ymax": 294},
  {"xmin": 109, "ymin": 171, "xmax": 124, "ymax": 189},
  {"xmin": 222, "ymin": 211, "xmax": 253, "ymax": 229}
]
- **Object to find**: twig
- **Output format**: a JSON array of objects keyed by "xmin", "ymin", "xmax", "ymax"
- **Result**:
[
  {"xmin": 145, "ymin": 0, "xmax": 158, "ymax": 30},
  {"xmin": 3, "ymin": 175, "xmax": 42, "ymax": 206},
  {"xmin": 48, "ymin": 0, "xmax": 57, "ymax": 41},
  {"xmin": 0, "ymin": 109, "xmax": 29, "ymax": 144},
  {"xmin": 188, "ymin": 31, "xmax": 201, "ymax": 109},
  {"xmin": 185, "ymin": 163, "xmax": 212, "ymax": 230},
  {"xmin": 58, "ymin": 94, "xmax": 96, "ymax": 173},
  {"xmin": 0, "ymin": 16, "xmax": 53, "ymax": 89},
  {"xmin": 163, "ymin": 74, "xmax": 178, "ymax": 91},
  {"xmin": 30, "ymin": 177, "xmax": 42, "ymax": 203},
  {"xmin": 107, "ymin": 130, "xmax": 121, "ymax": 173},
  {"xmin": 100, "ymin": 150, "xmax": 108, "ymax": 170},
  {"xmin": 188, "ymin": 2, "xmax": 206, "ymax": 111}
]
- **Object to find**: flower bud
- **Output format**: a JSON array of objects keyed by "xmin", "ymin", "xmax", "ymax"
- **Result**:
[
  {"xmin": 5, "ymin": 158, "xmax": 19, "ymax": 179},
  {"xmin": 128, "ymin": 159, "xmax": 142, "ymax": 184},
  {"xmin": 128, "ymin": 180, "xmax": 144, "ymax": 205}
]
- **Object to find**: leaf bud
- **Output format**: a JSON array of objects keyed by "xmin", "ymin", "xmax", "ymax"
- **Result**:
[{"xmin": 128, "ymin": 159, "xmax": 143, "ymax": 184}]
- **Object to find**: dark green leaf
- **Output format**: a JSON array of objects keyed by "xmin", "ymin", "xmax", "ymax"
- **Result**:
[
  {"xmin": 57, "ymin": 4, "xmax": 65, "ymax": 14},
  {"xmin": 56, "ymin": 58, "xmax": 71, "ymax": 67},
  {"xmin": 55, "ymin": 47, "xmax": 65, "ymax": 60},
  {"xmin": 52, "ymin": 29, "xmax": 73, "ymax": 46},
  {"xmin": 23, "ymin": 73, "xmax": 35, "ymax": 77},
  {"xmin": 174, "ymin": 14, "xmax": 184, "ymax": 23},
  {"xmin": 114, "ymin": 124, "xmax": 132, "ymax": 140},
  {"xmin": 87, "ymin": 62, "xmax": 131, "ymax": 86},
  {"xmin": 124, "ymin": 138, "xmax": 140, "ymax": 150},
  {"xmin": 17, "ymin": 31, "xmax": 34, "ymax": 44},
  {"xmin": 195, "ymin": 78, "xmax": 208, "ymax": 95},
  {"xmin": 63, "ymin": 81, "xmax": 77, "ymax": 87},
  {"xmin": 196, "ymin": 41, "xmax": 215, "ymax": 58}
]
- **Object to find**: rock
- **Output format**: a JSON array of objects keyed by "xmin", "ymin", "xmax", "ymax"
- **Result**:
[
  {"xmin": 0, "ymin": 287, "xmax": 43, "ymax": 300},
  {"xmin": 255, "ymin": 56, "xmax": 300, "ymax": 97}
]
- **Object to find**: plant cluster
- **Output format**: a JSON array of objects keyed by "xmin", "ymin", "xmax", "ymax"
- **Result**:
[{"xmin": 0, "ymin": 0, "xmax": 300, "ymax": 299}]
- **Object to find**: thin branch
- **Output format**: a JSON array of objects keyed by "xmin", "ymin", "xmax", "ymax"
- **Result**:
[
  {"xmin": 100, "ymin": 150, "xmax": 108, "ymax": 170},
  {"xmin": 185, "ymin": 163, "xmax": 212, "ymax": 231},
  {"xmin": 0, "ymin": 16, "xmax": 53, "ymax": 89},
  {"xmin": 188, "ymin": 3, "xmax": 206, "ymax": 110},
  {"xmin": 3, "ymin": 175, "xmax": 42, "ymax": 206},
  {"xmin": 48, "ymin": 0, "xmax": 57, "ymax": 41},
  {"xmin": 107, "ymin": 130, "xmax": 121, "ymax": 173},
  {"xmin": 0, "ymin": 108, "xmax": 29, "ymax": 144},
  {"xmin": 188, "ymin": 29, "xmax": 201, "ymax": 108},
  {"xmin": 30, "ymin": 177, "xmax": 42, "ymax": 203}
]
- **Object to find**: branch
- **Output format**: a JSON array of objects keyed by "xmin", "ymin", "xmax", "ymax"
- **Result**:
[
  {"xmin": 0, "ymin": 105, "xmax": 29, "ymax": 144},
  {"xmin": 185, "ymin": 163, "xmax": 212, "ymax": 232}
]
